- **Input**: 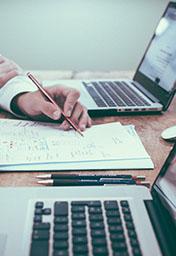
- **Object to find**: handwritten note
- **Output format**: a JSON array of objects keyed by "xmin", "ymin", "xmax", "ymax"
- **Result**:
[{"xmin": 0, "ymin": 119, "xmax": 152, "ymax": 168}]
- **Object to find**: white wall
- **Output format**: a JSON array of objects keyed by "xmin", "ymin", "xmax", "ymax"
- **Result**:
[{"xmin": 0, "ymin": 0, "xmax": 170, "ymax": 70}]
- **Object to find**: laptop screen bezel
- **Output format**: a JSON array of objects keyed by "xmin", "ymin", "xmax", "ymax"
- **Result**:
[{"xmin": 133, "ymin": 2, "xmax": 176, "ymax": 110}]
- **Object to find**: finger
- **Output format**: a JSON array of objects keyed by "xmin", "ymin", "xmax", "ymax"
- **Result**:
[
  {"xmin": 0, "ymin": 70, "xmax": 19, "ymax": 87},
  {"xmin": 37, "ymin": 101, "xmax": 62, "ymax": 120},
  {"xmin": 78, "ymin": 108, "xmax": 90, "ymax": 131},
  {"xmin": 59, "ymin": 120, "xmax": 71, "ymax": 131},
  {"xmin": 44, "ymin": 86, "xmax": 80, "ymax": 117},
  {"xmin": 87, "ymin": 115, "xmax": 92, "ymax": 127},
  {"xmin": 70, "ymin": 102, "xmax": 83, "ymax": 124},
  {"xmin": 63, "ymin": 89, "xmax": 80, "ymax": 117}
]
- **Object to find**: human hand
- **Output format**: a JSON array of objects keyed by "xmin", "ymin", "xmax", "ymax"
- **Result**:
[
  {"xmin": 14, "ymin": 85, "xmax": 92, "ymax": 131},
  {"xmin": 0, "ymin": 55, "xmax": 22, "ymax": 88}
]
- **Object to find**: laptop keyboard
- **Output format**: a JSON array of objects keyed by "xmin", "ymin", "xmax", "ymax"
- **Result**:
[
  {"xmin": 30, "ymin": 200, "xmax": 142, "ymax": 256},
  {"xmin": 83, "ymin": 81, "xmax": 151, "ymax": 108}
]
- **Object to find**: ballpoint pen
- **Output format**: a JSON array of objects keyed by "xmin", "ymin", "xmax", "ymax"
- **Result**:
[
  {"xmin": 36, "ymin": 174, "xmax": 146, "ymax": 181},
  {"xmin": 27, "ymin": 72, "xmax": 83, "ymax": 137},
  {"xmin": 37, "ymin": 179, "xmax": 150, "ymax": 186}
]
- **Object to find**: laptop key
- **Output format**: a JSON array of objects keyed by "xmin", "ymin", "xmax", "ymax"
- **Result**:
[
  {"xmin": 53, "ymin": 250, "xmax": 68, "ymax": 256},
  {"xmin": 35, "ymin": 208, "xmax": 43, "ymax": 215},
  {"xmin": 89, "ymin": 214, "xmax": 103, "ymax": 222},
  {"xmin": 32, "ymin": 230, "xmax": 50, "ymax": 241},
  {"xmin": 54, "ymin": 202, "xmax": 68, "ymax": 216},
  {"xmin": 73, "ymin": 244, "xmax": 88, "ymax": 254},
  {"xmin": 54, "ymin": 232, "xmax": 68, "ymax": 240},
  {"xmin": 109, "ymin": 225, "xmax": 123, "ymax": 233},
  {"xmin": 54, "ymin": 216, "xmax": 68, "ymax": 224},
  {"xmin": 42, "ymin": 208, "xmax": 52, "ymax": 215},
  {"xmin": 92, "ymin": 237, "xmax": 107, "ymax": 246},
  {"xmin": 110, "ymin": 233, "xmax": 125, "ymax": 242},
  {"xmin": 54, "ymin": 224, "xmax": 68, "ymax": 232},
  {"xmin": 72, "ymin": 235, "xmax": 88, "ymax": 245},
  {"xmin": 53, "ymin": 240, "xmax": 68, "ymax": 250},
  {"xmin": 128, "ymin": 229, "xmax": 137, "ymax": 239},
  {"xmin": 91, "ymin": 229, "xmax": 106, "ymax": 238},
  {"xmin": 72, "ymin": 220, "xmax": 86, "ymax": 228},
  {"xmin": 33, "ymin": 215, "xmax": 42, "ymax": 223},
  {"xmin": 72, "ymin": 227, "xmax": 87, "ymax": 236},
  {"xmin": 106, "ymin": 210, "xmax": 120, "ymax": 217},
  {"xmin": 92, "ymin": 246, "xmax": 108, "ymax": 255},
  {"xmin": 72, "ymin": 212, "xmax": 86, "ymax": 220},
  {"xmin": 113, "ymin": 252, "xmax": 129, "ymax": 256},
  {"xmin": 30, "ymin": 240, "xmax": 49, "ymax": 256},
  {"xmin": 88, "ymin": 201, "xmax": 101, "ymax": 207},
  {"xmin": 33, "ymin": 223, "xmax": 50, "ymax": 230},
  {"xmin": 71, "ymin": 206, "xmax": 85, "ymax": 213},
  {"xmin": 132, "ymin": 247, "xmax": 142, "ymax": 256},
  {"xmin": 104, "ymin": 200, "xmax": 119, "ymax": 210},
  {"xmin": 88, "ymin": 207, "xmax": 102, "ymax": 214},
  {"xmin": 71, "ymin": 201, "xmax": 89, "ymax": 206},
  {"xmin": 35, "ymin": 201, "xmax": 44, "ymax": 208},
  {"xmin": 90, "ymin": 221, "xmax": 104, "ymax": 229},
  {"xmin": 107, "ymin": 217, "xmax": 122, "ymax": 225},
  {"xmin": 120, "ymin": 201, "xmax": 129, "ymax": 207},
  {"xmin": 111, "ymin": 241, "xmax": 127, "ymax": 251}
]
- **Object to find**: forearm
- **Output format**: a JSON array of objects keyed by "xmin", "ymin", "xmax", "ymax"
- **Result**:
[{"xmin": 0, "ymin": 75, "xmax": 36, "ymax": 117}]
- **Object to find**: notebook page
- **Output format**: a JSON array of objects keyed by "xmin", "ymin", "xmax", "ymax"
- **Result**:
[{"xmin": 0, "ymin": 119, "xmax": 150, "ymax": 166}]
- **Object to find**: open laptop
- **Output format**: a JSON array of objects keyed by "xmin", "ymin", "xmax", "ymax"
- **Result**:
[
  {"xmin": 45, "ymin": 2, "xmax": 176, "ymax": 116},
  {"xmin": 0, "ymin": 144, "xmax": 176, "ymax": 255}
]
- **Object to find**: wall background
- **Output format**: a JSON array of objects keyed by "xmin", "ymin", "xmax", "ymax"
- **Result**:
[{"xmin": 0, "ymin": 0, "xmax": 171, "ymax": 71}]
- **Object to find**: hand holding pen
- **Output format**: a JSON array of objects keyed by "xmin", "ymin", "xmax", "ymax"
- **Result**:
[{"xmin": 13, "ymin": 72, "xmax": 91, "ymax": 133}]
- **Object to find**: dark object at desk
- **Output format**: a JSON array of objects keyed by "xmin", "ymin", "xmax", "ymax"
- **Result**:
[
  {"xmin": 36, "ymin": 174, "xmax": 146, "ymax": 180},
  {"xmin": 38, "ymin": 179, "xmax": 150, "ymax": 187}
]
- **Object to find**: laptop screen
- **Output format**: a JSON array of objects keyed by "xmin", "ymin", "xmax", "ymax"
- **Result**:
[
  {"xmin": 134, "ymin": 2, "xmax": 176, "ymax": 108},
  {"xmin": 153, "ymin": 143, "xmax": 176, "ymax": 223},
  {"xmin": 138, "ymin": 3, "xmax": 176, "ymax": 92}
]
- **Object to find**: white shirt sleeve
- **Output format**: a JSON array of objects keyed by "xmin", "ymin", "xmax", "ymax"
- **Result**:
[{"xmin": 0, "ymin": 75, "xmax": 37, "ymax": 117}]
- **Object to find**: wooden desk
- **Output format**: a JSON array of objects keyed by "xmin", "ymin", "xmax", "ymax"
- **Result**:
[{"xmin": 0, "ymin": 70, "xmax": 175, "ymax": 187}]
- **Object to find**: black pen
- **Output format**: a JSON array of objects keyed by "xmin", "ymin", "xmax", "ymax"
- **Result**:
[
  {"xmin": 37, "ymin": 179, "xmax": 137, "ymax": 186},
  {"xmin": 36, "ymin": 174, "xmax": 146, "ymax": 180}
]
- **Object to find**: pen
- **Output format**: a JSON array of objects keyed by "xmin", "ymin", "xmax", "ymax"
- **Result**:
[
  {"xmin": 37, "ymin": 179, "xmax": 138, "ymax": 186},
  {"xmin": 27, "ymin": 72, "xmax": 83, "ymax": 137},
  {"xmin": 36, "ymin": 174, "xmax": 146, "ymax": 181}
]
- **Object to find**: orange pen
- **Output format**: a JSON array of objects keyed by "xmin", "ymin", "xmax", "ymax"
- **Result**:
[{"xmin": 27, "ymin": 72, "xmax": 83, "ymax": 136}]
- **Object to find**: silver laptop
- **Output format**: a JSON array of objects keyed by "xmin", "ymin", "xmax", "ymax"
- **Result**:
[
  {"xmin": 45, "ymin": 2, "xmax": 176, "ymax": 116},
  {"xmin": 0, "ymin": 144, "xmax": 176, "ymax": 256}
]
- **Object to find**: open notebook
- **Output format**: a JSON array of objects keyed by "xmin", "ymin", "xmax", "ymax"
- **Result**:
[{"xmin": 0, "ymin": 119, "xmax": 153, "ymax": 171}]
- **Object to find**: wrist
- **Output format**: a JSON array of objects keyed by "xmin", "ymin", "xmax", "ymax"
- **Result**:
[{"xmin": 10, "ymin": 92, "xmax": 29, "ymax": 116}]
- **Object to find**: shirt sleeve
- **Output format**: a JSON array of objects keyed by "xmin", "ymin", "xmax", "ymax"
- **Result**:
[{"xmin": 0, "ymin": 75, "xmax": 37, "ymax": 117}]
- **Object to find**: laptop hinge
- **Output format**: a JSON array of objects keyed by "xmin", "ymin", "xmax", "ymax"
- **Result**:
[{"xmin": 144, "ymin": 199, "xmax": 176, "ymax": 256}]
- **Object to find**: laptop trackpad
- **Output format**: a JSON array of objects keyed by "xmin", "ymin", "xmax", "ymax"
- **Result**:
[{"xmin": 0, "ymin": 234, "xmax": 7, "ymax": 256}]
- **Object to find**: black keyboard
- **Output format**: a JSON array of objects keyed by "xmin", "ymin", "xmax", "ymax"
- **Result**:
[
  {"xmin": 30, "ymin": 200, "xmax": 142, "ymax": 256},
  {"xmin": 83, "ymin": 81, "xmax": 151, "ymax": 108}
]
